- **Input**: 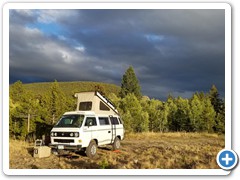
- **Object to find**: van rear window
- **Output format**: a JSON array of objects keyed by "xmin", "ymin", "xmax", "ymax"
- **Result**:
[{"xmin": 118, "ymin": 118, "xmax": 122, "ymax": 124}]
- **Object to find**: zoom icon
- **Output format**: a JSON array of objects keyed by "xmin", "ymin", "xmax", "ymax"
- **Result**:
[{"xmin": 216, "ymin": 149, "xmax": 238, "ymax": 170}]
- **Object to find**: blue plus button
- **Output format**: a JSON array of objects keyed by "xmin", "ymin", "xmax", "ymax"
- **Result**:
[{"xmin": 217, "ymin": 149, "xmax": 238, "ymax": 170}]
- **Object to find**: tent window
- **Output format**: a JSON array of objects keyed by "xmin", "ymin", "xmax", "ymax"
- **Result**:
[
  {"xmin": 79, "ymin": 101, "xmax": 92, "ymax": 111},
  {"xmin": 100, "ymin": 101, "xmax": 110, "ymax": 111}
]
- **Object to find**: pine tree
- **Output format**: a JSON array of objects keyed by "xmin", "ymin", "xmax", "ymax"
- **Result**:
[
  {"xmin": 9, "ymin": 81, "xmax": 28, "ymax": 139},
  {"xmin": 209, "ymin": 85, "xmax": 224, "ymax": 114},
  {"xmin": 10, "ymin": 80, "xmax": 24, "ymax": 103},
  {"xmin": 9, "ymin": 98, "xmax": 20, "ymax": 138},
  {"xmin": 209, "ymin": 85, "xmax": 225, "ymax": 133},
  {"xmin": 160, "ymin": 103, "xmax": 169, "ymax": 132},
  {"xmin": 166, "ymin": 96, "xmax": 178, "ymax": 131},
  {"xmin": 44, "ymin": 80, "xmax": 68, "ymax": 125},
  {"xmin": 215, "ymin": 112, "xmax": 225, "ymax": 133},
  {"xmin": 10, "ymin": 81, "xmax": 42, "ymax": 139},
  {"xmin": 120, "ymin": 66, "xmax": 142, "ymax": 99}
]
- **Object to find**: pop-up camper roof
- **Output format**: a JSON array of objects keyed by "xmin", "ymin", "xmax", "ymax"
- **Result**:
[{"xmin": 74, "ymin": 91, "xmax": 119, "ymax": 115}]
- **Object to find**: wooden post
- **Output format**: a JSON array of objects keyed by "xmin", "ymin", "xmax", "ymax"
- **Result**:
[
  {"xmin": 27, "ymin": 113, "xmax": 30, "ymax": 133},
  {"xmin": 52, "ymin": 114, "xmax": 55, "ymax": 124}
]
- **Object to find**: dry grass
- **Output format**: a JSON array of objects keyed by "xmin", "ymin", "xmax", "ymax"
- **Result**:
[{"xmin": 9, "ymin": 132, "xmax": 224, "ymax": 169}]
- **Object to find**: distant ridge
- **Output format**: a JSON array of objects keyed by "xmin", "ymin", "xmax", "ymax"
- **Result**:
[{"xmin": 12, "ymin": 81, "xmax": 120, "ymax": 97}]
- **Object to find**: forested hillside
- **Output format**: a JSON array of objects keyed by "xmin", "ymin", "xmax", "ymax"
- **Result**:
[
  {"xmin": 9, "ymin": 67, "xmax": 225, "ymax": 141},
  {"xmin": 9, "ymin": 80, "xmax": 120, "ymax": 140},
  {"xmin": 23, "ymin": 81, "xmax": 120, "ymax": 97}
]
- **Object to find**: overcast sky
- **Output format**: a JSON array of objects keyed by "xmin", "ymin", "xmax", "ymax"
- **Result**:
[{"xmin": 9, "ymin": 9, "xmax": 225, "ymax": 100}]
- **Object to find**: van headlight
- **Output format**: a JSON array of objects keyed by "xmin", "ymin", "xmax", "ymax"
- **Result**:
[
  {"xmin": 51, "ymin": 132, "xmax": 58, "ymax": 137},
  {"xmin": 70, "ymin": 133, "xmax": 74, "ymax": 137},
  {"xmin": 74, "ymin": 132, "xmax": 79, "ymax": 137}
]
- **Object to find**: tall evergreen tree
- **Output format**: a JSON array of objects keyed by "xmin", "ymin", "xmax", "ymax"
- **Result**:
[
  {"xmin": 166, "ymin": 96, "xmax": 178, "ymax": 131},
  {"xmin": 209, "ymin": 85, "xmax": 225, "ymax": 133},
  {"xmin": 120, "ymin": 66, "xmax": 142, "ymax": 99},
  {"xmin": 215, "ymin": 111, "xmax": 225, "ymax": 133},
  {"xmin": 9, "ymin": 81, "xmax": 27, "ymax": 139},
  {"xmin": 10, "ymin": 80, "xmax": 24, "ymax": 103},
  {"xmin": 9, "ymin": 98, "xmax": 20, "ymax": 138},
  {"xmin": 209, "ymin": 85, "xmax": 224, "ymax": 114},
  {"xmin": 10, "ymin": 81, "xmax": 42, "ymax": 139}
]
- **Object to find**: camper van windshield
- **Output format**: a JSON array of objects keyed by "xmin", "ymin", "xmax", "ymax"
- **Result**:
[{"xmin": 55, "ymin": 115, "xmax": 84, "ymax": 128}]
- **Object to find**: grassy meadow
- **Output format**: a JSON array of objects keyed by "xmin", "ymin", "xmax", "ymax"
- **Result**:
[{"xmin": 10, "ymin": 132, "xmax": 224, "ymax": 169}]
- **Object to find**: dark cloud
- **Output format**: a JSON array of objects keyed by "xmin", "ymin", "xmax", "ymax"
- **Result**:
[{"xmin": 9, "ymin": 9, "xmax": 225, "ymax": 100}]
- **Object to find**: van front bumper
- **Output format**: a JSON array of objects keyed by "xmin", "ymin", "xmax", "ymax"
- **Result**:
[{"xmin": 49, "ymin": 144, "xmax": 82, "ymax": 151}]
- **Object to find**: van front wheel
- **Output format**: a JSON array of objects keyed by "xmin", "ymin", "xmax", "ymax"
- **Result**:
[
  {"xmin": 86, "ymin": 140, "xmax": 97, "ymax": 158},
  {"xmin": 112, "ymin": 137, "xmax": 120, "ymax": 151}
]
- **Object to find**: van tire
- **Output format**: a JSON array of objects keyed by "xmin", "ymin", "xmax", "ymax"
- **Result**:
[
  {"xmin": 86, "ymin": 140, "xmax": 97, "ymax": 158},
  {"xmin": 112, "ymin": 137, "xmax": 120, "ymax": 150}
]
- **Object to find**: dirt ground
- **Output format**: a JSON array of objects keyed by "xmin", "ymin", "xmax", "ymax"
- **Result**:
[{"xmin": 9, "ymin": 132, "xmax": 224, "ymax": 169}]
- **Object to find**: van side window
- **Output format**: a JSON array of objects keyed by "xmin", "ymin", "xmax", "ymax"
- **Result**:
[
  {"xmin": 99, "ymin": 117, "xmax": 110, "ymax": 125},
  {"xmin": 84, "ymin": 117, "xmax": 97, "ymax": 126},
  {"xmin": 110, "ymin": 117, "xmax": 119, "ymax": 125},
  {"xmin": 79, "ymin": 101, "xmax": 92, "ymax": 111}
]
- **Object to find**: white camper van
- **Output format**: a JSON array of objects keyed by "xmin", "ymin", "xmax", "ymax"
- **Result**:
[{"xmin": 49, "ymin": 91, "xmax": 124, "ymax": 158}]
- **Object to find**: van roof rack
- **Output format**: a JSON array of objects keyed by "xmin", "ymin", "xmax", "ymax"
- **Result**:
[{"xmin": 94, "ymin": 91, "xmax": 119, "ymax": 115}]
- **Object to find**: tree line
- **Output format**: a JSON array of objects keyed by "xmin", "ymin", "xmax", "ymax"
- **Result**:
[
  {"xmin": 110, "ymin": 66, "xmax": 225, "ymax": 134},
  {"xmin": 9, "ymin": 66, "xmax": 225, "ymax": 140},
  {"xmin": 109, "ymin": 89, "xmax": 224, "ymax": 134}
]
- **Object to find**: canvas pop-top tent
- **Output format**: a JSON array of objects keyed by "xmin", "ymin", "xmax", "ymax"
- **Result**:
[{"xmin": 74, "ymin": 91, "xmax": 119, "ymax": 115}]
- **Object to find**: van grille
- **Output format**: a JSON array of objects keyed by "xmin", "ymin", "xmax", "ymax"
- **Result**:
[
  {"xmin": 54, "ymin": 139, "xmax": 74, "ymax": 143},
  {"xmin": 56, "ymin": 132, "xmax": 72, "ymax": 137}
]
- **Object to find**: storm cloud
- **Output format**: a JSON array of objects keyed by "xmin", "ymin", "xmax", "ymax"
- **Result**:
[{"xmin": 9, "ymin": 9, "xmax": 225, "ymax": 100}]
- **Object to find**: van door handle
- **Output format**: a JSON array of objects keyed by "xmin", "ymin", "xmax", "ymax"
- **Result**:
[{"xmin": 108, "ymin": 131, "xmax": 111, "ymax": 133}]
